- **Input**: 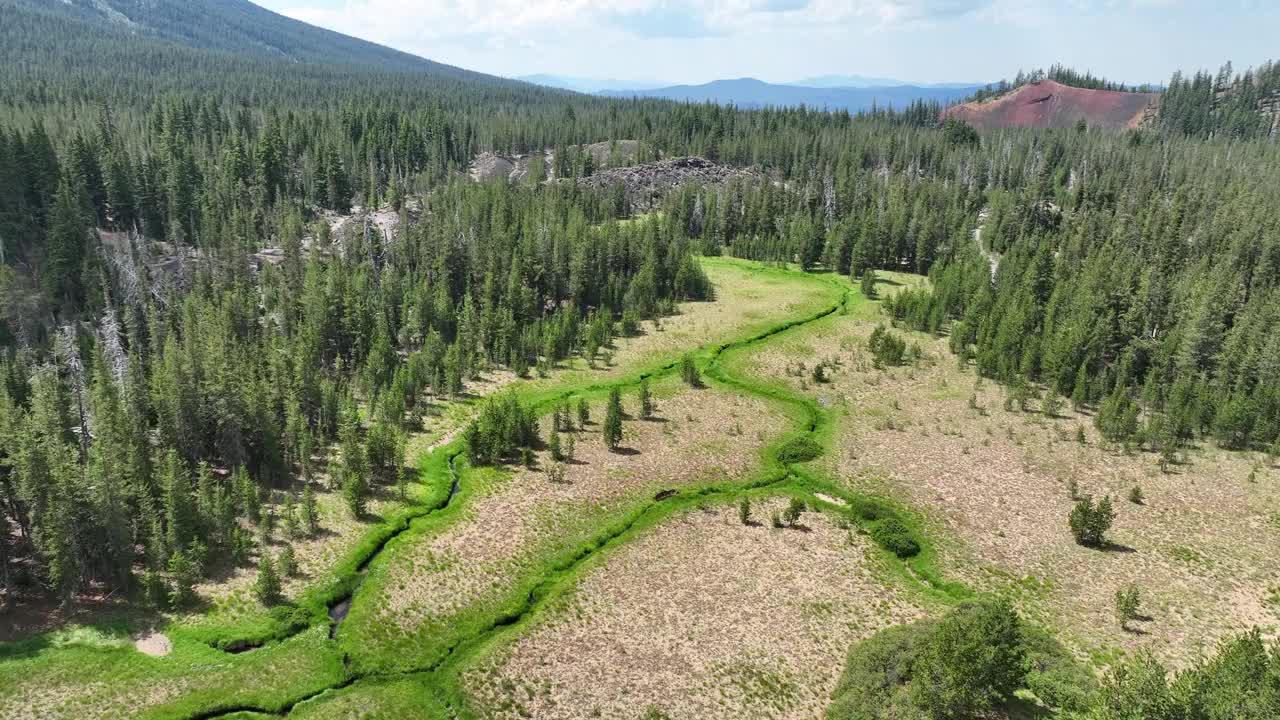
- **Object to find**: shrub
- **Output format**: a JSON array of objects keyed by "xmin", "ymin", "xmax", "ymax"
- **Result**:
[
  {"xmin": 870, "ymin": 517, "xmax": 921, "ymax": 558},
  {"xmin": 781, "ymin": 497, "xmax": 805, "ymax": 527},
  {"xmin": 777, "ymin": 436, "xmax": 823, "ymax": 464},
  {"xmin": 1128, "ymin": 486, "xmax": 1144, "ymax": 505},
  {"xmin": 770, "ymin": 511, "xmax": 783, "ymax": 528},
  {"xmin": 812, "ymin": 362, "xmax": 829, "ymax": 384},
  {"xmin": 546, "ymin": 462, "xmax": 566, "ymax": 484},
  {"xmin": 849, "ymin": 497, "xmax": 891, "ymax": 523},
  {"xmin": 1114, "ymin": 585, "xmax": 1141, "ymax": 630},
  {"xmin": 1068, "ymin": 495, "xmax": 1115, "ymax": 548},
  {"xmin": 278, "ymin": 545, "xmax": 297, "ymax": 578},
  {"xmin": 827, "ymin": 621, "xmax": 934, "ymax": 720},
  {"xmin": 868, "ymin": 325, "xmax": 907, "ymax": 367},
  {"xmin": 680, "ymin": 354, "xmax": 701, "ymax": 387},
  {"xmin": 738, "ymin": 497, "xmax": 752, "ymax": 525},
  {"xmin": 268, "ymin": 605, "xmax": 313, "ymax": 637},
  {"xmin": 1042, "ymin": 393, "xmax": 1063, "ymax": 418},
  {"xmin": 1020, "ymin": 624, "xmax": 1097, "ymax": 712}
]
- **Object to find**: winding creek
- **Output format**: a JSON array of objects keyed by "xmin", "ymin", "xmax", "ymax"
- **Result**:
[{"xmin": 184, "ymin": 272, "xmax": 859, "ymax": 720}]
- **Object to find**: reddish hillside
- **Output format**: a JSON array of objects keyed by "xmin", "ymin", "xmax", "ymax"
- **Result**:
[{"xmin": 943, "ymin": 80, "xmax": 1157, "ymax": 130}]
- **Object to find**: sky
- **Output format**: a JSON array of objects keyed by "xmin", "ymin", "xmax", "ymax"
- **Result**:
[{"xmin": 252, "ymin": 0, "xmax": 1279, "ymax": 87}]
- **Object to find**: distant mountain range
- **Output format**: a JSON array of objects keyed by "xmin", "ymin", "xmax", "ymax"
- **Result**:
[
  {"xmin": 792, "ymin": 74, "xmax": 981, "ymax": 89},
  {"xmin": 515, "ymin": 74, "xmax": 670, "ymax": 93},
  {"xmin": 595, "ymin": 78, "xmax": 986, "ymax": 113}
]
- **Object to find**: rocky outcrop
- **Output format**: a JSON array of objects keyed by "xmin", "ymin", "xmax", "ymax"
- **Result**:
[
  {"xmin": 467, "ymin": 141, "xmax": 647, "ymax": 183},
  {"xmin": 575, "ymin": 157, "xmax": 761, "ymax": 210}
]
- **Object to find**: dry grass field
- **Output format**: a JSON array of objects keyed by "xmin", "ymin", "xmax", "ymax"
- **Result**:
[
  {"xmin": 464, "ymin": 497, "xmax": 925, "ymax": 720},
  {"xmin": 729, "ymin": 274, "xmax": 1280, "ymax": 668},
  {"xmin": 345, "ymin": 379, "xmax": 794, "ymax": 669}
]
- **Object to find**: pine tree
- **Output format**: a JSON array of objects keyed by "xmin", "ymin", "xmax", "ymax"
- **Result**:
[
  {"xmin": 277, "ymin": 545, "xmax": 297, "ymax": 578},
  {"xmin": 860, "ymin": 268, "xmax": 878, "ymax": 299},
  {"xmin": 167, "ymin": 550, "xmax": 197, "ymax": 607},
  {"xmin": 253, "ymin": 552, "xmax": 281, "ymax": 605},
  {"xmin": 43, "ymin": 178, "xmax": 90, "ymax": 308},
  {"xmin": 160, "ymin": 449, "xmax": 196, "ymax": 553},
  {"xmin": 343, "ymin": 470, "xmax": 369, "ymax": 518},
  {"xmin": 603, "ymin": 388, "xmax": 623, "ymax": 451},
  {"xmin": 141, "ymin": 568, "xmax": 169, "ymax": 608},
  {"xmin": 563, "ymin": 431, "xmax": 576, "ymax": 462},
  {"xmin": 549, "ymin": 425, "xmax": 563, "ymax": 462},
  {"xmin": 301, "ymin": 483, "xmax": 319, "ymax": 536},
  {"xmin": 639, "ymin": 378, "xmax": 655, "ymax": 418},
  {"xmin": 1068, "ymin": 495, "xmax": 1116, "ymax": 548}
]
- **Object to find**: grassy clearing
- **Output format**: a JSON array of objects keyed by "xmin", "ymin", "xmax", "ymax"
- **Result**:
[
  {"xmin": 464, "ymin": 497, "xmax": 925, "ymax": 720},
  {"xmin": 728, "ymin": 272, "xmax": 1280, "ymax": 669},
  {"xmin": 0, "ymin": 625, "xmax": 343, "ymax": 720}
]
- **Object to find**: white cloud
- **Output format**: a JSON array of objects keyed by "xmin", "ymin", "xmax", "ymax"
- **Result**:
[{"xmin": 276, "ymin": 0, "xmax": 994, "ymax": 48}]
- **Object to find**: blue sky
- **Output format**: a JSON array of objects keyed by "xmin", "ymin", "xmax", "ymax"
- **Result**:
[{"xmin": 253, "ymin": 0, "xmax": 1279, "ymax": 86}]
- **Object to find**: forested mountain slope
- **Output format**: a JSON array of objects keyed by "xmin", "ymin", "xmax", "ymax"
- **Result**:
[{"xmin": 6, "ymin": 0, "xmax": 491, "ymax": 80}]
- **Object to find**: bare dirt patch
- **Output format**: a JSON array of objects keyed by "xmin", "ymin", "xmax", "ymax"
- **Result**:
[
  {"xmin": 133, "ymin": 630, "xmax": 172, "ymax": 657},
  {"xmin": 733, "ymin": 293, "xmax": 1280, "ymax": 668},
  {"xmin": 465, "ymin": 498, "xmax": 924, "ymax": 720},
  {"xmin": 354, "ymin": 381, "xmax": 791, "ymax": 648}
]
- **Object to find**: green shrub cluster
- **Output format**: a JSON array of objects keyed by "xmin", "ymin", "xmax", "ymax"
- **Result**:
[
  {"xmin": 868, "ymin": 325, "xmax": 907, "ymax": 366},
  {"xmin": 824, "ymin": 599, "xmax": 1064, "ymax": 717},
  {"xmin": 776, "ymin": 437, "xmax": 823, "ymax": 464},
  {"xmin": 869, "ymin": 517, "xmax": 921, "ymax": 558}
]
